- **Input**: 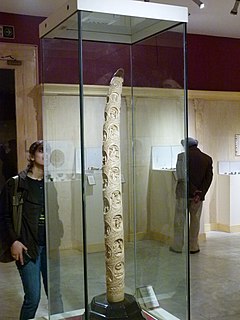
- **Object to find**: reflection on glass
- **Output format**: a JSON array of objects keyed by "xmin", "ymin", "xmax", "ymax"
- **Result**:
[
  {"xmin": 41, "ymin": 5, "xmax": 187, "ymax": 320},
  {"xmin": 132, "ymin": 24, "xmax": 188, "ymax": 320}
]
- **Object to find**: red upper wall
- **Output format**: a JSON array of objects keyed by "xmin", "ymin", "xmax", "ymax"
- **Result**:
[
  {"xmin": 0, "ymin": 12, "xmax": 45, "ymax": 46},
  {"xmin": 187, "ymin": 34, "xmax": 240, "ymax": 92},
  {"xmin": 1, "ymin": 12, "xmax": 240, "ymax": 91}
]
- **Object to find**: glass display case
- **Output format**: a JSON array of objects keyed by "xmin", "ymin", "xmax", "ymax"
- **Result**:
[{"xmin": 39, "ymin": 1, "xmax": 188, "ymax": 319}]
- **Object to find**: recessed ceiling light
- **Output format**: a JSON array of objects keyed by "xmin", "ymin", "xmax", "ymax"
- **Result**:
[
  {"xmin": 230, "ymin": 0, "xmax": 240, "ymax": 15},
  {"xmin": 192, "ymin": 0, "xmax": 205, "ymax": 9}
]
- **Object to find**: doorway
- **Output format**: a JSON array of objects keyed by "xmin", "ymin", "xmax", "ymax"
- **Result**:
[
  {"xmin": 0, "ymin": 43, "xmax": 41, "ymax": 172},
  {"xmin": 0, "ymin": 68, "xmax": 17, "ymax": 191}
]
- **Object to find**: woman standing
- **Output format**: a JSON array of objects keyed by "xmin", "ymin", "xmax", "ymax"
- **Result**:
[{"xmin": 2, "ymin": 140, "xmax": 63, "ymax": 319}]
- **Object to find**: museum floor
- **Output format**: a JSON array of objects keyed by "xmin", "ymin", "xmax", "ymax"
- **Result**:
[{"xmin": 1, "ymin": 231, "xmax": 240, "ymax": 320}]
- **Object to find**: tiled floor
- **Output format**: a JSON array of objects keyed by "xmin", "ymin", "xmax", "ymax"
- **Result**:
[{"xmin": 1, "ymin": 231, "xmax": 240, "ymax": 320}]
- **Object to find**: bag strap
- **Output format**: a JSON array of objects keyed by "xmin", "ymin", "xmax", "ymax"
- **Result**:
[{"xmin": 12, "ymin": 175, "xmax": 23, "ymax": 237}]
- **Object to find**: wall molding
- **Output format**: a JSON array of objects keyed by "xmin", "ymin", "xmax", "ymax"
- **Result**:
[
  {"xmin": 38, "ymin": 83, "xmax": 240, "ymax": 101},
  {"xmin": 206, "ymin": 223, "xmax": 240, "ymax": 233}
]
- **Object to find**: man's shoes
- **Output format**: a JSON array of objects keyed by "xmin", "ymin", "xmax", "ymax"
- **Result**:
[
  {"xmin": 190, "ymin": 249, "xmax": 200, "ymax": 254},
  {"xmin": 169, "ymin": 247, "xmax": 200, "ymax": 254},
  {"xmin": 169, "ymin": 247, "xmax": 182, "ymax": 253}
]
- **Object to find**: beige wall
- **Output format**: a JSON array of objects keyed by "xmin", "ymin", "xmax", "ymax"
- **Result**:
[
  {"xmin": 133, "ymin": 95, "xmax": 185, "ymax": 242},
  {"xmin": 41, "ymin": 85, "xmax": 240, "ymax": 250},
  {"xmin": 189, "ymin": 97, "xmax": 240, "ymax": 233},
  {"xmin": 42, "ymin": 89, "xmax": 129, "ymax": 250}
]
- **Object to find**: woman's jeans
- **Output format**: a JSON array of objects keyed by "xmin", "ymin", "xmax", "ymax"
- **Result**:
[
  {"xmin": 17, "ymin": 246, "xmax": 47, "ymax": 320},
  {"xmin": 17, "ymin": 246, "xmax": 64, "ymax": 320}
]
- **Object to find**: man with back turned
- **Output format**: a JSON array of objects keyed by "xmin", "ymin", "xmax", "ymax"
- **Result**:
[{"xmin": 170, "ymin": 137, "xmax": 213, "ymax": 254}]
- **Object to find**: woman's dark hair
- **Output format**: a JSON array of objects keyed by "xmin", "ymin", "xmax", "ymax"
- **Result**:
[{"xmin": 27, "ymin": 140, "xmax": 43, "ymax": 172}]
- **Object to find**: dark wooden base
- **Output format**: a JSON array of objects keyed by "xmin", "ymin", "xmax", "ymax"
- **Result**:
[{"xmin": 89, "ymin": 293, "xmax": 145, "ymax": 320}]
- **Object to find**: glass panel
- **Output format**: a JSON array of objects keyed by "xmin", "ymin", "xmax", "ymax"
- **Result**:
[
  {"xmin": 41, "ymin": 11, "xmax": 86, "ymax": 319},
  {"xmin": 41, "ymin": 37, "xmax": 79, "ymax": 84},
  {"xmin": 41, "ymin": 5, "xmax": 187, "ymax": 320},
  {"xmin": 132, "ymin": 23, "xmax": 188, "ymax": 320}
]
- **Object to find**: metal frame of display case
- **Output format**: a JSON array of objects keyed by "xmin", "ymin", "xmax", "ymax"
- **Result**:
[
  {"xmin": 39, "ymin": 1, "xmax": 188, "ymax": 319},
  {"xmin": 39, "ymin": 0, "xmax": 188, "ymax": 42}
]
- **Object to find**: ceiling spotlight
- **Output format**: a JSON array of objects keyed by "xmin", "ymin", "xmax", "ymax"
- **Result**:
[
  {"xmin": 192, "ymin": 0, "xmax": 205, "ymax": 9},
  {"xmin": 231, "ymin": 0, "xmax": 240, "ymax": 15}
]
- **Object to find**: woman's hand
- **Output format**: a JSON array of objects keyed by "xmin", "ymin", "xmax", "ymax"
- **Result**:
[{"xmin": 11, "ymin": 241, "xmax": 28, "ymax": 265}]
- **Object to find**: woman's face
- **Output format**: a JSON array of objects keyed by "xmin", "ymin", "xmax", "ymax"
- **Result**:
[{"xmin": 32, "ymin": 147, "xmax": 44, "ymax": 167}]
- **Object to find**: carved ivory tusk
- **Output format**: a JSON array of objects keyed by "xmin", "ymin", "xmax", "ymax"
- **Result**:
[{"xmin": 102, "ymin": 68, "xmax": 125, "ymax": 303}]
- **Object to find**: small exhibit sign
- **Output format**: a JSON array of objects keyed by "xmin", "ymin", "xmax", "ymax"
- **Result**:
[
  {"xmin": 137, "ymin": 285, "xmax": 160, "ymax": 310},
  {"xmin": 235, "ymin": 134, "xmax": 240, "ymax": 156},
  {"xmin": 0, "ymin": 25, "xmax": 15, "ymax": 39}
]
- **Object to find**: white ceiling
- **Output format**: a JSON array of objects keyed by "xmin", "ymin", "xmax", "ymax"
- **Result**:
[{"xmin": 0, "ymin": 0, "xmax": 240, "ymax": 39}]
